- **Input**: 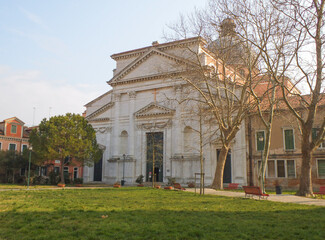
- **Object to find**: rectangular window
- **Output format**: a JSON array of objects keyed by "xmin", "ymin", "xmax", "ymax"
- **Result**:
[
  {"xmin": 265, "ymin": 160, "xmax": 296, "ymax": 178},
  {"xmin": 0, "ymin": 142, "xmax": 2, "ymax": 150},
  {"xmin": 317, "ymin": 159, "xmax": 325, "ymax": 178},
  {"xmin": 256, "ymin": 131, "xmax": 265, "ymax": 151},
  {"xmin": 54, "ymin": 167, "xmax": 60, "ymax": 174},
  {"xmin": 287, "ymin": 160, "xmax": 296, "ymax": 178},
  {"xmin": 267, "ymin": 160, "xmax": 275, "ymax": 177},
  {"xmin": 40, "ymin": 167, "xmax": 47, "ymax": 176},
  {"xmin": 22, "ymin": 144, "xmax": 28, "ymax": 152},
  {"xmin": 64, "ymin": 167, "xmax": 69, "ymax": 180},
  {"xmin": 73, "ymin": 167, "xmax": 78, "ymax": 179},
  {"xmin": 277, "ymin": 160, "xmax": 285, "ymax": 177},
  {"xmin": 284, "ymin": 129, "xmax": 295, "ymax": 150},
  {"xmin": 11, "ymin": 125, "xmax": 17, "ymax": 134},
  {"xmin": 9, "ymin": 143, "xmax": 16, "ymax": 151}
]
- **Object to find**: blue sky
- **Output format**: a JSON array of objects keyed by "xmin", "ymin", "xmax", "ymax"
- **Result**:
[{"xmin": 0, "ymin": 0, "xmax": 207, "ymax": 126}]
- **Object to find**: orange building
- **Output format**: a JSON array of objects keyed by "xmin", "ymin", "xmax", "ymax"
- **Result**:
[
  {"xmin": 0, "ymin": 117, "xmax": 83, "ymax": 183},
  {"xmin": 246, "ymin": 94, "xmax": 325, "ymax": 190},
  {"xmin": 41, "ymin": 158, "xmax": 84, "ymax": 182},
  {"xmin": 0, "ymin": 117, "xmax": 29, "ymax": 152}
]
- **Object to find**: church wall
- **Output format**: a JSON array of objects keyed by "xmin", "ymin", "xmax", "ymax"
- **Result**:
[
  {"xmin": 163, "ymin": 44, "xmax": 199, "ymax": 62},
  {"xmin": 115, "ymin": 56, "xmax": 139, "ymax": 74},
  {"xmin": 124, "ymin": 55, "xmax": 180, "ymax": 80},
  {"xmin": 231, "ymin": 122, "xmax": 247, "ymax": 185},
  {"xmin": 84, "ymin": 38, "xmax": 250, "ymax": 186},
  {"xmin": 86, "ymin": 92, "xmax": 112, "ymax": 116}
]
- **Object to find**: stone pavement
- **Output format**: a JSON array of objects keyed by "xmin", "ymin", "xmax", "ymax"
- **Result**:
[{"xmin": 185, "ymin": 188, "xmax": 325, "ymax": 207}]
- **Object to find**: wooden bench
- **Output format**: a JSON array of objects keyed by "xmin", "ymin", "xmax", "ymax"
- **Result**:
[
  {"xmin": 314, "ymin": 186, "xmax": 325, "ymax": 198},
  {"xmin": 243, "ymin": 186, "xmax": 269, "ymax": 200},
  {"xmin": 173, "ymin": 183, "xmax": 186, "ymax": 190},
  {"xmin": 225, "ymin": 183, "xmax": 239, "ymax": 190}
]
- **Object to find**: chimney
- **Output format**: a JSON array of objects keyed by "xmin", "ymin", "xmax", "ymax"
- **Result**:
[{"xmin": 152, "ymin": 41, "xmax": 159, "ymax": 46}]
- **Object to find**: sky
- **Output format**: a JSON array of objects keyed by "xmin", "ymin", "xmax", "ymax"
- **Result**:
[{"xmin": 0, "ymin": 0, "xmax": 208, "ymax": 126}]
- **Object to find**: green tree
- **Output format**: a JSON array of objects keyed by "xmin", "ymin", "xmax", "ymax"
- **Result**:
[
  {"xmin": 29, "ymin": 113, "xmax": 102, "ymax": 184},
  {"xmin": 0, "ymin": 150, "xmax": 28, "ymax": 183}
]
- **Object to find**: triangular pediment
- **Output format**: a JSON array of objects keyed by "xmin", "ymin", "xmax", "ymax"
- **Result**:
[
  {"xmin": 86, "ymin": 102, "xmax": 113, "ymax": 123},
  {"xmin": 4, "ymin": 117, "xmax": 25, "ymax": 125},
  {"xmin": 135, "ymin": 102, "xmax": 175, "ymax": 118},
  {"xmin": 108, "ymin": 48, "xmax": 194, "ymax": 85}
]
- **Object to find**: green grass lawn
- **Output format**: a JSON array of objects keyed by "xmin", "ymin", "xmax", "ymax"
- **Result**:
[
  {"xmin": 0, "ymin": 184, "xmax": 55, "ymax": 189},
  {"xmin": 0, "ymin": 188, "xmax": 324, "ymax": 240}
]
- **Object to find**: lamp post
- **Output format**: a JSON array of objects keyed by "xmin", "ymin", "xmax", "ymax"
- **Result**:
[
  {"xmin": 121, "ymin": 154, "xmax": 126, "ymax": 186},
  {"xmin": 27, "ymin": 146, "xmax": 32, "ymax": 190}
]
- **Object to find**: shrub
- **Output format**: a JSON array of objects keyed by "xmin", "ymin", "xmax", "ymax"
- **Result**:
[
  {"xmin": 135, "ymin": 175, "xmax": 144, "ymax": 184},
  {"xmin": 167, "ymin": 177, "xmax": 176, "ymax": 186},
  {"xmin": 49, "ymin": 171, "xmax": 60, "ymax": 185},
  {"xmin": 32, "ymin": 176, "xmax": 49, "ymax": 185},
  {"xmin": 16, "ymin": 176, "xmax": 26, "ymax": 184},
  {"xmin": 74, "ymin": 178, "xmax": 83, "ymax": 184}
]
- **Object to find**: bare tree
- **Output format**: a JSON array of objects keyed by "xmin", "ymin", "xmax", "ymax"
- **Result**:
[
  {"xmin": 201, "ymin": 0, "xmax": 324, "ymax": 195},
  {"xmin": 269, "ymin": 0, "xmax": 325, "ymax": 196},
  {"xmin": 166, "ymin": 14, "xmax": 260, "ymax": 189},
  {"xmin": 213, "ymin": 0, "xmax": 298, "ymax": 193}
]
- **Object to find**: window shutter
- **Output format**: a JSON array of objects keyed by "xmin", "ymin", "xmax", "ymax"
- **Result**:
[
  {"xmin": 287, "ymin": 160, "xmax": 295, "ymax": 178},
  {"xmin": 285, "ymin": 129, "xmax": 294, "ymax": 150},
  {"xmin": 318, "ymin": 160, "xmax": 325, "ymax": 178},
  {"xmin": 277, "ymin": 160, "xmax": 285, "ymax": 177},
  {"xmin": 256, "ymin": 131, "xmax": 265, "ymax": 151}
]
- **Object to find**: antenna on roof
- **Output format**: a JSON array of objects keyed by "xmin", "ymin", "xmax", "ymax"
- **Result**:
[
  {"xmin": 49, "ymin": 107, "xmax": 52, "ymax": 119},
  {"xmin": 33, "ymin": 107, "xmax": 36, "ymax": 126}
]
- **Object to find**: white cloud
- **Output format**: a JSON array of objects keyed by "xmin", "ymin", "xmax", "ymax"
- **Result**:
[
  {"xmin": 0, "ymin": 66, "xmax": 103, "ymax": 126},
  {"xmin": 19, "ymin": 6, "xmax": 49, "ymax": 31}
]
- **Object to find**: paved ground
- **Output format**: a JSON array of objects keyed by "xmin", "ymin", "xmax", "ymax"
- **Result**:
[{"xmin": 185, "ymin": 188, "xmax": 325, "ymax": 207}]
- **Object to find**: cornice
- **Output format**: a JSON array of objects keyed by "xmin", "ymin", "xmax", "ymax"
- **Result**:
[
  {"xmin": 86, "ymin": 102, "xmax": 114, "ymax": 120},
  {"xmin": 0, "ymin": 136, "xmax": 29, "ymax": 142},
  {"xmin": 134, "ymin": 102, "xmax": 175, "ymax": 118},
  {"xmin": 111, "ymin": 37, "xmax": 204, "ymax": 60},
  {"xmin": 88, "ymin": 118, "xmax": 111, "ymax": 123},
  {"xmin": 109, "ymin": 71, "xmax": 183, "ymax": 86},
  {"xmin": 109, "ymin": 48, "xmax": 194, "ymax": 85}
]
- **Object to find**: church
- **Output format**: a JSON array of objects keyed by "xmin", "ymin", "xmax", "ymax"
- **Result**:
[{"xmin": 82, "ymin": 34, "xmax": 248, "ymax": 186}]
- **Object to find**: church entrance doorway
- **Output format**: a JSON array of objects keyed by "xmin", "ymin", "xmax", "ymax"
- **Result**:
[
  {"xmin": 93, "ymin": 158, "xmax": 102, "ymax": 181},
  {"xmin": 217, "ymin": 149, "xmax": 231, "ymax": 183},
  {"xmin": 146, "ymin": 132, "xmax": 163, "ymax": 182}
]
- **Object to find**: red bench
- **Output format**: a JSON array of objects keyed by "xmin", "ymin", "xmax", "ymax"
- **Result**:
[
  {"xmin": 243, "ymin": 186, "xmax": 269, "ymax": 200},
  {"xmin": 173, "ymin": 183, "xmax": 186, "ymax": 190},
  {"xmin": 225, "ymin": 183, "xmax": 239, "ymax": 190},
  {"xmin": 314, "ymin": 186, "xmax": 325, "ymax": 198}
]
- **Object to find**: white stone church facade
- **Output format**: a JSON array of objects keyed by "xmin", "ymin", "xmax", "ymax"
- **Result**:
[{"xmin": 83, "ymin": 37, "xmax": 247, "ymax": 186}]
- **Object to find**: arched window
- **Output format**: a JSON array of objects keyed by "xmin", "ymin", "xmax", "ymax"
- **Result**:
[
  {"xmin": 184, "ymin": 126, "xmax": 193, "ymax": 153},
  {"xmin": 120, "ymin": 130, "xmax": 128, "ymax": 155}
]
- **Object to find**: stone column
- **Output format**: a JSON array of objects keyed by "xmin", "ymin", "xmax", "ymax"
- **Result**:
[
  {"xmin": 174, "ymin": 85, "xmax": 182, "ymax": 155},
  {"xmin": 128, "ymin": 91, "xmax": 136, "ymax": 157},
  {"xmin": 112, "ymin": 93, "xmax": 121, "ymax": 157}
]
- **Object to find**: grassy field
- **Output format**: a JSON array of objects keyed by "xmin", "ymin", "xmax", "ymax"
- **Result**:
[
  {"xmin": 0, "ymin": 188, "xmax": 324, "ymax": 240},
  {"xmin": 0, "ymin": 184, "xmax": 55, "ymax": 189}
]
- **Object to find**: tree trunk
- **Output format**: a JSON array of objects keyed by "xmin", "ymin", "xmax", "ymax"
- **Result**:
[
  {"xmin": 297, "ymin": 138, "xmax": 313, "ymax": 196},
  {"xmin": 211, "ymin": 144, "xmax": 230, "ymax": 189},
  {"xmin": 199, "ymin": 114, "xmax": 204, "ymax": 195},
  {"xmin": 258, "ymin": 127, "xmax": 272, "ymax": 193}
]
